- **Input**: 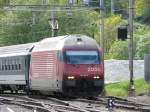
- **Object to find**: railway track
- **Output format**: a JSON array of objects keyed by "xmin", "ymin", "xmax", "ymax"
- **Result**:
[
  {"xmin": 71, "ymin": 96, "xmax": 150, "ymax": 112},
  {"xmin": 0, "ymin": 94, "xmax": 90, "ymax": 112},
  {"xmin": 0, "ymin": 94, "xmax": 150, "ymax": 112},
  {"xmin": 30, "ymin": 95, "xmax": 150, "ymax": 112}
]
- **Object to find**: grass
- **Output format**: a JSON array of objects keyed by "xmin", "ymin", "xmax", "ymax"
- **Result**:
[{"xmin": 105, "ymin": 79, "xmax": 150, "ymax": 97}]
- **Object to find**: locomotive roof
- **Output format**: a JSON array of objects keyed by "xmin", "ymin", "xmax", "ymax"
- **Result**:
[
  {"xmin": 33, "ymin": 34, "xmax": 99, "ymax": 52},
  {"xmin": 0, "ymin": 34, "xmax": 99, "ymax": 57},
  {"xmin": 0, "ymin": 43, "xmax": 35, "ymax": 57}
]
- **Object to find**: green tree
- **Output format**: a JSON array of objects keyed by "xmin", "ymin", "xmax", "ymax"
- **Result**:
[
  {"xmin": 104, "ymin": 15, "xmax": 122, "ymax": 52},
  {"xmin": 0, "ymin": 0, "xmax": 10, "ymax": 5},
  {"xmin": 135, "ymin": 0, "xmax": 144, "ymax": 16},
  {"xmin": 143, "ymin": 0, "xmax": 150, "ymax": 17}
]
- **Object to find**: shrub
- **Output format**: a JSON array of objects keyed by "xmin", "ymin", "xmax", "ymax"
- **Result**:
[{"xmin": 110, "ymin": 41, "xmax": 128, "ymax": 60}]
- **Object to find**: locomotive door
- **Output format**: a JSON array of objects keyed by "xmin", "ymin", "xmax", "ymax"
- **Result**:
[{"xmin": 56, "ymin": 51, "xmax": 63, "ymax": 90}]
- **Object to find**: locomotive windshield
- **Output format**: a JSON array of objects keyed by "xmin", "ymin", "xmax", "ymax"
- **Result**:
[{"xmin": 65, "ymin": 51, "xmax": 100, "ymax": 64}]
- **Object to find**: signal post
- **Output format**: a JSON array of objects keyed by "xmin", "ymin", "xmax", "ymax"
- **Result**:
[{"xmin": 128, "ymin": 0, "xmax": 135, "ymax": 96}]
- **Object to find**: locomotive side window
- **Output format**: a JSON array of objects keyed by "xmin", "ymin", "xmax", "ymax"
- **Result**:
[{"xmin": 65, "ymin": 51, "xmax": 100, "ymax": 64}]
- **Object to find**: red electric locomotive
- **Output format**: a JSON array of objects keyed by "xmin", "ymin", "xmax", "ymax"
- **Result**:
[
  {"xmin": 30, "ymin": 34, "xmax": 104, "ymax": 96},
  {"xmin": 0, "ymin": 34, "xmax": 104, "ymax": 97}
]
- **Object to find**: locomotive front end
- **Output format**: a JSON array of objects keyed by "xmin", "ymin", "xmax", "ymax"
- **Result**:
[{"xmin": 62, "ymin": 50, "xmax": 104, "ymax": 97}]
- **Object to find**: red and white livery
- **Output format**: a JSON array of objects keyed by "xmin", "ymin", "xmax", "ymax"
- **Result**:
[{"xmin": 0, "ymin": 34, "xmax": 104, "ymax": 97}]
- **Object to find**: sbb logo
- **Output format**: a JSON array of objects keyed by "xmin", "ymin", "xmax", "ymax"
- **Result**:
[{"xmin": 88, "ymin": 67, "xmax": 100, "ymax": 72}]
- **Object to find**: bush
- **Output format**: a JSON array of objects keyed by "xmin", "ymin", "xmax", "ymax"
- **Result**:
[
  {"xmin": 110, "ymin": 41, "xmax": 128, "ymax": 60},
  {"xmin": 135, "ymin": 34, "xmax": 150, "ymax": 59}
]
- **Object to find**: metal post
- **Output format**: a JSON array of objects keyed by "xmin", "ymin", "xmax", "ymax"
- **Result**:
[
  {"xmin": 128, "ymin": 0, "xmax": 135, "ymax": 96},
  {"xmin": 32, "ymin": 11, "xmax": 36, "ymax": 25},
  {"xmin": 50, "ymin": 0, "xmax": 58, "ymax": 37},
  {"xmin": 99, "ymin": 0, "xmax": 105, "ymax": 96},
  {"xmin": 111, "ymin": 0, "xmax": 114, "ymax": 15},
  {"xmin": 100, "ymin": 0, "xmax": 104, "ymax": 67}
]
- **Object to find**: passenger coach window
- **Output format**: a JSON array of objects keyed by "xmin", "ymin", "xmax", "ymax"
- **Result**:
[
  {"xmin": 5, "ymin": 65, "xmax": 7, "ymax": 70},
  {"xmin": 2, "ymin": 65, "xmax": 4, "ymax": 71},
  {"xmin": 8, "ymin": 65, "xmax": 11, "ymax": 70},
  {"xmin": 12, "ymin": 65, "xmax": 14, "ymax": 70},
  {"xmin": 15, "ymin": 64, "xmax": 18, "ymax": 70},
  {"xmin": 19, "ymin": 64, "xmax": 21, "ymax": 70}
]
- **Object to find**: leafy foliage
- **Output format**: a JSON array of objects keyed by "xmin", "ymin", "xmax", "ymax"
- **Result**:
[
  {"xmin": 110, "ymin": 41, "xmax": 128, "ymax": 60},
  {"xmin": 104, "ymin": 15, "xmax": 122, "ymax": 52},
  {"xmin": 0, "ymin": 10, "xmax": 100, "ymax": 45},
  {"xmin": 135, "ymin": 34, "xmax": 150, "ymax": 59},
  {"xmin": 143, "ymin": 0, "xmax": 150, "ymax": 17},
  {"xmin": 135, "ymin": 0, "xmax": 144, "ymax": 16},
  {"xmin": 0, "ymin": 0, "xmax": 10, "ymax": 5}
]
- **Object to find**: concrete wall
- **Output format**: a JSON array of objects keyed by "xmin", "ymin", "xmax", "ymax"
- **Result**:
[{"xmin": 104, "ymin": 60, "xmax": 144, "ymax": 83}]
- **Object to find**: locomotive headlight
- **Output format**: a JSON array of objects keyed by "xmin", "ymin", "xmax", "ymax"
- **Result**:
[
  {"xmin": 93, "ymin": 76, "xmax": 100, "ymax": 79},
  {"xmin": 67, "ymin": 76, "xmax": 75, "ymax": 80}
]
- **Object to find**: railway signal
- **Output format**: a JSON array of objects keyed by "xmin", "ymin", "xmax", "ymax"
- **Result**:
[{"xmin": 117, "ymin": 26, "xmax": 128, "ymax": 41}]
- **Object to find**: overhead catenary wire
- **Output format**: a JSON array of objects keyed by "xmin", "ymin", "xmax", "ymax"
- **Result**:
[
  {"xmin": 0, "ymin": 2, "xmax": 101, "ymax": 42},
  {"xmin": 0, "ymin": 2, "xmax": 101, "ymax": 11}
]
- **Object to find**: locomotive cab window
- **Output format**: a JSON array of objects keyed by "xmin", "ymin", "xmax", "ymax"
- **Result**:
[{"xmin": 65, "ymin": 51, "xmax": 100, "ymax": 64}]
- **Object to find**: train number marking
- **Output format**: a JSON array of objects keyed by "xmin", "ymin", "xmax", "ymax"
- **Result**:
[{"xmin": 88, "ymin": 67, "xmax": 100, "ymax": 72}]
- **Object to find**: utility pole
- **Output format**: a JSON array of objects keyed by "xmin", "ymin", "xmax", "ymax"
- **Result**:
[
  {"xmin": 32, "ymin": 11, "xmax": 36, "ymax": 25},
  {"xmin": 128, "ymin": 0, "xmax": 135, "ymax": 96},
  {"xmin": 100, "ymin": 0, "xmax": 104, "ymax": 72},
  {"xmin": 49, "ymin": 0, "xmax": 58, "ymax": 37},
  {"xmin": 111, "ymin": 0, "xmax": 114, "ymax": 15}
]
